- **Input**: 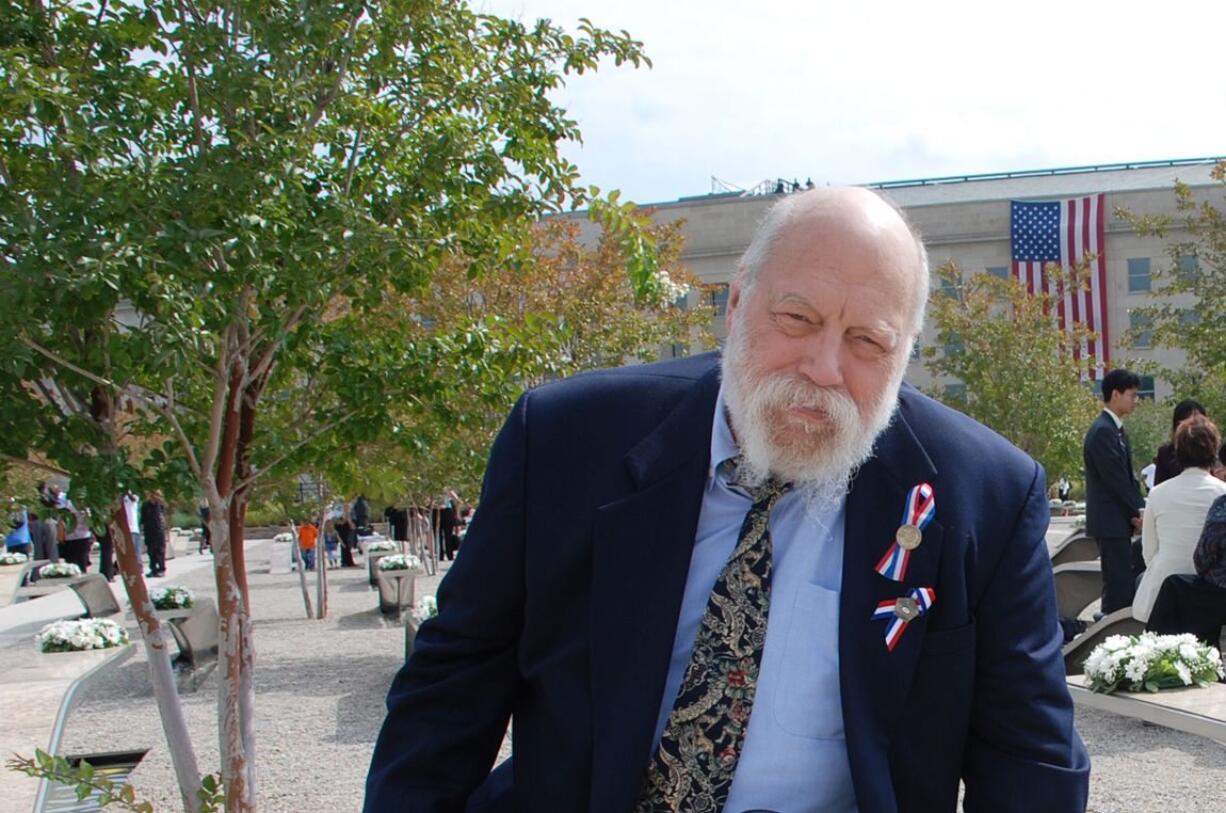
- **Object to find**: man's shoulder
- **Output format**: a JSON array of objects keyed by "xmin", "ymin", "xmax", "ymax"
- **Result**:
[
  {"xmin": 895, "ymin": 383, "xmax": 1035, "ymax": 474},
  {"xmin": 527, "ymin": 353, "xmax": 718, "ymax": 407}
]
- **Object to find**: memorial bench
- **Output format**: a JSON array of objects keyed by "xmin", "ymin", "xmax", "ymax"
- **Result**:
[
  {"xmin": 147, "ymin": 597, "xmax": 219, "ymax": 670},
  {"xmin": 1050, "ymin": 529, "xmax": 1098, "ymax": 567},
  {"xmin": 376, "ymin": 568, "xmax": 418, "ymax": 617},
  {"xmin": 1067, "ymin": 674, "xmax": 1226, "ymax": 743}
]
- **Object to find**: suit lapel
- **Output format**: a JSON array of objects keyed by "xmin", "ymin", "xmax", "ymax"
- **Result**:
[
  {"xmin": 589, "ymin": 366, "xmax": 720, "ymax": 813},
  {"xmin": 839, "ymin": 402, "xmax": 944, "ymax": 813}
]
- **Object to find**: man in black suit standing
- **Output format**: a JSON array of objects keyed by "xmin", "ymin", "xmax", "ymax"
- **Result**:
[{"xmin": 1083, "ymin": 368, "xmax": 1144, "ymax": 613}]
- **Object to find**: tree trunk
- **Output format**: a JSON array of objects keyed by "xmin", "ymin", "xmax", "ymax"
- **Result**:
[
  {"xmin": 314, "ymin": 509, "xmax": 327, "ymax": 620},
  {"xmin": 292, "ymin": 522, "xmax": 313, "ymax": 619},
  {"xmin": 208, "ymin": 505, "xmax": 252, "ymax": 813},
  {"xmin": 212, "ymin": 360, "xmax": 254, "ymax": 813},
  {"xmin": 112, "ymin": 506, "xmax": 203, "ymax": 813}
]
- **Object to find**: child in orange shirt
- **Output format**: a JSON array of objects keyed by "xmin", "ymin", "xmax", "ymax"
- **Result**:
[{"xmin": 297, "ymin": 521, "xmax": 318, "ymax": 571}]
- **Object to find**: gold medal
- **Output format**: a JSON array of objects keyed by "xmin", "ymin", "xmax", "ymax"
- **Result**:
[
  {"xmin": 894, "ymin": 596, "xmax": 920, "ymax": 621},
  {"xmin": 895, "ymin": 523, "xmax": 922, "ymax": 551}
]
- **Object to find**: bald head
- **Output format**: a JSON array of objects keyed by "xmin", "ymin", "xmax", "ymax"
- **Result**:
[{"xmin": 737, "ymin": 188, "xmax": 930, "ymax": 336}]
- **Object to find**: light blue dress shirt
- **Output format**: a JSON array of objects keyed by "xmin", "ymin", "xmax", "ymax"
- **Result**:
[{"xmin": 650, "ymin": 388, "xmax": 857, "ymax": 813}]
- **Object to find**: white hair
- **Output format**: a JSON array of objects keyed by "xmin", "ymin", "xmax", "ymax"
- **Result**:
[{"xmin": 737, "ymin": 189, "xmax": 930, "ymax": 337}]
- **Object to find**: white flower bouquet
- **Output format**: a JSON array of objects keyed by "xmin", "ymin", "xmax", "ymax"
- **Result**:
[
  {"xmin": 413, "ymin": 595, "xmax": 438, "ymax": 623},
  {"xmin": 0, "ymin": 550, "xmax": 28, "ymax": 565},
  {"xmin": 377, "ymin": 553, "xmax": 422, "ymax": 571},
  {"xmin": 151, "ymin": 585, "xmax": 194, "ymax": 610},
  {"xmin": 366, "ymin": 540, "xmax": 397, "ymax": 553},
  {"xmin": 39, "ymin": 562, "xmax": 82, "ymax": 579},
  {"xmin": 1084, "ymin": 632, "xmax": 1224, "ymax": 693},
  {"xmin": 35, "ymin": 618, "xmax": 129, "ymax": 653}
]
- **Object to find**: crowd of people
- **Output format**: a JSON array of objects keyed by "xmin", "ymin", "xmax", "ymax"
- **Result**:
[
  {"xmin": 292, "ymin": 490, "xmax": 474, "ymax": 572},
  {"xmin": 4, "ymin": 482, "xmax": 175, "ymax": 581},
  {"xmin": 1079, "ymin": 370, "xmax": 1226, "ymax": 645}
]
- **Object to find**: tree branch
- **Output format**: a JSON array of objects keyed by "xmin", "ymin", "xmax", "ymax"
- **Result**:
[
  {"xmin": 160, "ymin": 380, "xmax": 205, "ymax": 482},
  {"xmin": 20, "ymin": 336, "xmax": 117, "ymax": 390},
  {"xmin": 232, "ymin": 408, "xmax": 358, "ymax": 494},
  {"xmin": 304, "ymin": 8, "xmax": 363, "ymax": 130}
]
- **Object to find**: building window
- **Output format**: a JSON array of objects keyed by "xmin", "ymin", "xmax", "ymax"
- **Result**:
[
  {"xmin": 939, "ymin": 275, "xmax": 962, "ymax": 299},
  {"xmin": 986, "ymin": 266, "xmax": 1009, "ymax": 280},
  {"xmin": 943, "ymin": 382, "xmax": 967, "ymax": 402},
  {"xmin": 1128, "ymin": 311, "xmax": 1152, "ymax": 349},
  {"xmin": 1179, "ymin": 308, "xmax": 1201, "ymax": 326},
  {"xmin": 943, "ymin": 333, "xmax": 964, "ymax": 356},
  {"xmin": 709, "ymin": 284, "xmax": 730, "ymax": 317},
  {"xmin": 1178, "ymin": 254, "xmax": 1200, "ymax": 283},
  {"xmin": 910, "ymin": 341, "xmax": 920, "ymax": 360},
  {"xmin": 666, "ymin": 341, "xmax": 687, "ymax": 359},
  {"xmin": 1126, "ymin": 258, "xmax": 1151, "ymax": 293},
  {"xmin": 1138, "ymin": 375, "xmax": 1156, "ymax": 401}
]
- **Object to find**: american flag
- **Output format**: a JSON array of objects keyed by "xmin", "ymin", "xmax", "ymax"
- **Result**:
[{"xmin": 1010, "ymin": 194, "xmax": 1109, "ymax": 379}]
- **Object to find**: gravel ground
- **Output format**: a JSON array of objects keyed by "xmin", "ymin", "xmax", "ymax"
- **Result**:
[{"xmin": 59, "ymin": 540, "xmax": 1226, "ymax": 812}]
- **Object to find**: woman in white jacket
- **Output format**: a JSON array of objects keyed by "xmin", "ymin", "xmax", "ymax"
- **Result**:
[{"xmin": 1133, "ymin": 415, "xmax": 1226, "ymax": 622}]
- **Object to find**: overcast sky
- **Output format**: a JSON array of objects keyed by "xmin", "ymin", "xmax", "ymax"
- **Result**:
[{"xmin": 482, "ymin": 0, "xmax": 1225, "ymax": 204}]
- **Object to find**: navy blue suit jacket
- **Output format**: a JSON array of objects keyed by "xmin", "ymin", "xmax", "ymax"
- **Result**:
[
  {"xmin": 365, "ymin": 353, "xmax": 1090, "ymax": 812},
  {"xmin": 1082, "ymin": 410, "xmax": 1144, "ymax": 539}
]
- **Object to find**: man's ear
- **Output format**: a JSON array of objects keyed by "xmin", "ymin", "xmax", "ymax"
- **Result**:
[{"xmin": 725, "ymin": 278, "xmax": 744, "ymax": 334}]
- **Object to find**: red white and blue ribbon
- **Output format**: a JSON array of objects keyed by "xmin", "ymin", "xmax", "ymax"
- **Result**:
[
  {"xmin": 871, "ymin": 586, "xmax": 936, "ymax": 651},
  {"xmin": 873, "ymin": 482, "xmax": 936, "ymax": 582}
]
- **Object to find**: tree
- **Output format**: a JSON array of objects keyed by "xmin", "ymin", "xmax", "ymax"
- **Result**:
[
  {"xmin": 0, "ymin": 2, "xmax": 652, "ymax": 810},
  {"xmin": 1120, "ymin": 161, "xmax": 1226, "ymax": 420},
  {"xmin": 923, "ymin": 263, "xmax": 1102, "ymax": 483},
  {"xmin": 338, "ymin": 216, "xmax": 715, "ymax": 509}
]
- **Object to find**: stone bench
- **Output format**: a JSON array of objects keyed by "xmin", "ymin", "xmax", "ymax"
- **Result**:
[
  {"xmin": 138, "ymin": 597, "xmax": 219, "ymax": 670},
  {"xmin": 375, "ymin": 568, "xmax": 419, "ymax": 616},
  {"xmin": 1067, "ymin": 674, "xmax": 1226, "ymax": 742},
  {"xmin": 1050, "ymin": 529, "xmax": 1098, "ymax": 567},
  {"xmin": 68, "ymin": 574, "xmax": 121, "ymax": 618},
  {"xmin": 1053, "ymin": 561, "xmax": 1103, "ymax": 620},
  {"xmin": 1062, "ymin": 607, "xmax": 1146, "ymax": 676}
]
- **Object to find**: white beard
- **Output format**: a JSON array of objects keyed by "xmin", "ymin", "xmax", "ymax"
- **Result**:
[{"xmin": 720, "ymin": 318, "xmax": 904, "ymax": 505}]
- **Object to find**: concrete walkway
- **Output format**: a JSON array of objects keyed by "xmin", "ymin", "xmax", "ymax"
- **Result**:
[{"xmin": 0, "ymin": 536, "xmax": 215, "ymax": 811}]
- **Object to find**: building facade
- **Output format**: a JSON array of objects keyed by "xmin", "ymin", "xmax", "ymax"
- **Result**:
[{"xmin": 628, "ymin": 158, "xmax": 1222, "ymax": 401}]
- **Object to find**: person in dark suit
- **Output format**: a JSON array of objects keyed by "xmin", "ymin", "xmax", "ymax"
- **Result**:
[
  {"xmin": 1082, "ymin": 369, "xmax": 1144, "ymax": 614},
  {"xmin": 365, "ymin": 188, "xmax": 1089, "ymax": 813}
]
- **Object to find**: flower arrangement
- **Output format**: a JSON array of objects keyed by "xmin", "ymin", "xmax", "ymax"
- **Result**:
[
  {"xmin": 151, "ymin": 585, "xmax": 194, "ymax": 610},
  {"xmin": 0, "ymin": 550, "xmax": 28, "ymax": 565},
  {"xmin": 377, "ymin": 553, "xmax": 422, "ymax": 571},
  {"xmin": 39, "ymin": 562, "xmax": 82, "ymax": 579},
  {"xmin": 366, "ymin": 540, "xmax": 397, "ymax": 553},
  {"xmin": 413, "ymin": 595, "xmax": 438, "ymax": 623},
  {"xmin": 1084, "ymin": 632, "xmax": 1224, "ymax": 693},
  {"xmin": 35, "ymin": 618, "xmax": 129, "ymax": 653}
]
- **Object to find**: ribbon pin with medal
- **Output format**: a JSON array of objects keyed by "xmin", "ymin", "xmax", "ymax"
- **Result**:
[
  {"xmin": 871, "ymin": 482, "xmax": 938, "ymax": 650},
  {"xmin": 874, "ymin": 482, "xmax": 935, "ymax": 582}
]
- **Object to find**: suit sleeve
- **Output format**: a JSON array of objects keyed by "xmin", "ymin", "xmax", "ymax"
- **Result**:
[
  {"xmin": 364, "ymin": 394, "xmax": 530, "ymax": 813},
  {"xmin": 962, "ymin": 461, "xmax": 1090, "ymax": 812},
  {"xmin": 1086, "ymin": 422, "xmax": 1144, "ymax": 517}
]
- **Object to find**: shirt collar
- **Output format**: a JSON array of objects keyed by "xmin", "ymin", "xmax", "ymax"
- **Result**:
[
  {"xmin": 709, "ymin": 384, "xmax": 741, "ymax": 481},
  {"xmin": 1103, "ymin": 407, "xmax": 1124, "ymax": 429}
]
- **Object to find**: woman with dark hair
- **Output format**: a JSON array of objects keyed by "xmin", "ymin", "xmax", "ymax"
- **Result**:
[
  {"xmin": 1133, "ymin": 415, "xmax": 1226, "ymax": 622},
  {"xmin": 1152, "ymin": 399, "xmax": 1207, "ymax": 486},
  {"xmin": 1147, "ymin": 443, "xmax": 1226, "ymax": 643}
]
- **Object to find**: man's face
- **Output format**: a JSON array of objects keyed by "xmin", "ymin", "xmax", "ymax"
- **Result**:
[
  {"xmin": 1109, "ymin": 387, "xmax": 1139, "ymax": 417},
  {"xmin": 721, "ymin": 191, "xmax": 920, "ymax": 490}
]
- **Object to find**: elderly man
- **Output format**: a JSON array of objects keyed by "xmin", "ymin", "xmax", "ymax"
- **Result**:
[{"xmin": 365, "ymin": 188, "xmax": 1089, "ymax": 813}]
